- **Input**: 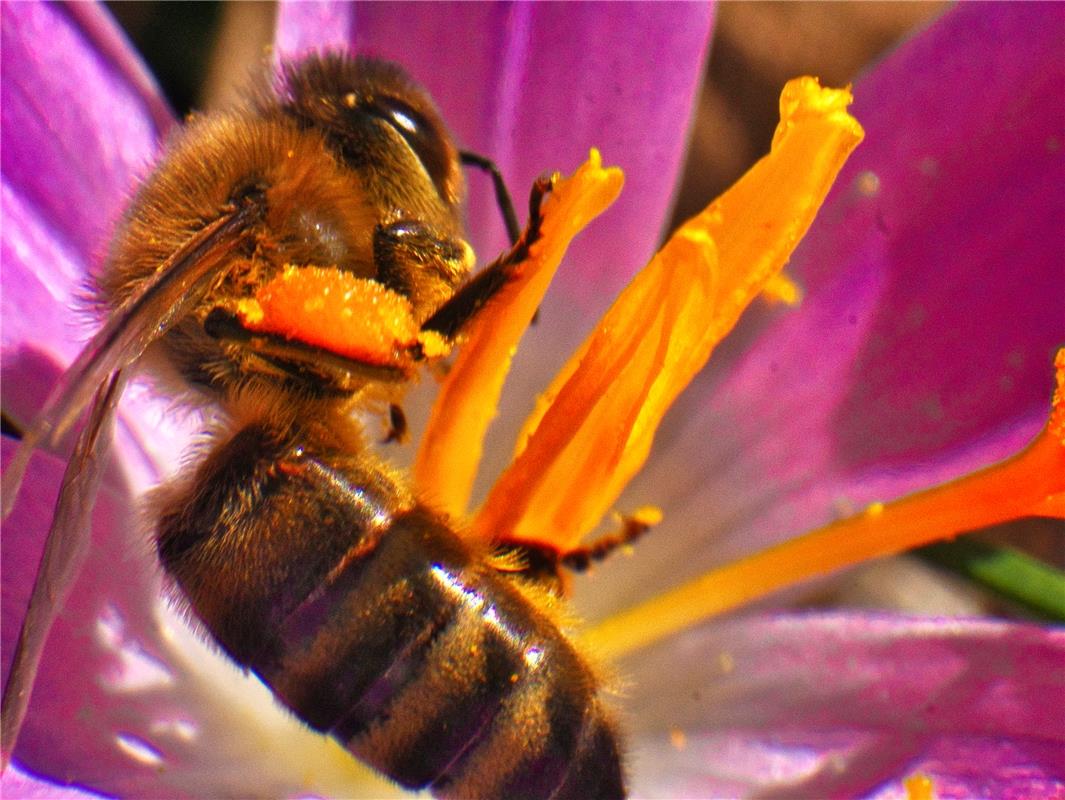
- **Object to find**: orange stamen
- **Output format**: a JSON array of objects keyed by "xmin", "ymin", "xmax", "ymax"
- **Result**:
[
  {"xmin": 587, "ymin": 352, "xmax": 1065, "ymax": 660},
  {"xmin": 414, "ymin": 151, "xmax": 623, "ymax": 519},
  {"xmin": 474, "ymin": 77, "xmax": 864, "ymax": 552}
]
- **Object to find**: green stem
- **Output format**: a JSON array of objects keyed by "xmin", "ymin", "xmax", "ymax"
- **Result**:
[{"xmin": 918, "ymin": 537, "xmax": 1065, "ymax": 622}]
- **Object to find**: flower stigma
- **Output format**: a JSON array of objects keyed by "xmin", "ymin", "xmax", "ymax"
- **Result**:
[
  {"xmin": 413, "ymin": 76, "xmax": 864, "ymax": 558},
  {"xmin": 412, "ymin": 75, "xmax": 1063, "ymax": 661}
]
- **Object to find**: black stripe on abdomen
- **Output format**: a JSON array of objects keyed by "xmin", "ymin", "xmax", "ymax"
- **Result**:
[
  {"xmin": 252, "ymin": 507, "xmax": 623, "ymax": 797},
  {"xmin": 357, "ymin": 602, "xmax": 522, "ymax": 786},
  {"xmin": 252, "ymin": 509, "xmax": 457, "ymax": 733}
]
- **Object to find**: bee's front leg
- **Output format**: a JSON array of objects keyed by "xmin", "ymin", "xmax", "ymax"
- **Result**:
[
  {"xmin": 421, "ymin": 176, "xmax": 554, "ymax": 340},
  {"xmin": 373, "ymin": 221, "xmax": 473, "ymax": 309}
]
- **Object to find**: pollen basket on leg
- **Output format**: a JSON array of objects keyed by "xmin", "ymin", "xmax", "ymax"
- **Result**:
[{"xmin": 234, "ymin": 264, "xmax": 451, "ymax": 368}]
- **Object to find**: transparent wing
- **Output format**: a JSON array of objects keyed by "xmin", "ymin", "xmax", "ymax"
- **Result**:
[
  {"xmin": 1, "ymin": 369, "xmax": 125, "ymax": 765},
  {"xmin": 0, "ymin": 192, "xmax": 264, "ymax": 764},
  {"xmin": 1, "ymin": 193, "xmax": 263, "ymax": 518}
]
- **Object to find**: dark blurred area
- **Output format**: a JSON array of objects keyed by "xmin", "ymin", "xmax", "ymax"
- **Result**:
[
  {"xmin": 106, "ymin": 1, "xmax": 221, "ymax": 115},
  {"xmin": 671, "ymin": 1, "xmax": 946, "ymax": 225},
  {"xmin": 107, "ymin": 1, "xmax": 275, "ymax": 114}
]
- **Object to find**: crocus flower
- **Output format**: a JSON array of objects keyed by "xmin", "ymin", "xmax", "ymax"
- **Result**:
[{"xmin": 2, "ymin": 3, "xmax": 1062, "ymax": 800}]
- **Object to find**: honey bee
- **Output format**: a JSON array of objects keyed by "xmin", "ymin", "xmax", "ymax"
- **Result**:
[{"xmin": 1, "ymin": 54, "xmax": 625, "ymax": 798}]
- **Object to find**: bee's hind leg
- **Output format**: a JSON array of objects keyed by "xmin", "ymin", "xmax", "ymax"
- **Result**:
[
  {"xmin": 492, "ymin": 509, "xmax": 658, "ymax": 598},
  {"xmin": 559, "ymin": 512, "xmax": 657, "ymax": 574}
]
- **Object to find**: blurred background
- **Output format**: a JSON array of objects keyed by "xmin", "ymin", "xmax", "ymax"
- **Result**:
[
  {"xmin": 106, "ymin": 1, "xmax": 949, "ymax": 214},
  {"xmin": 104, "ymin": 0, "xmax": 1062, "ymax": 621}
]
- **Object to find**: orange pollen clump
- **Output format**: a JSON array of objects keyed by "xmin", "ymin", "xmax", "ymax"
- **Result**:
[
  {"xmin": 761, "ymin": 271, "xmax": 803, "ymax": 306},
  {"xmin": 235, "ymin": 265, "xmax": 449, "ymax": 368}
]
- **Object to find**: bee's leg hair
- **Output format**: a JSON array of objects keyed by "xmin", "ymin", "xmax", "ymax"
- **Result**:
[{"xmin": 373, "ymin": 221, "xmax": 471, "ymax": 301}]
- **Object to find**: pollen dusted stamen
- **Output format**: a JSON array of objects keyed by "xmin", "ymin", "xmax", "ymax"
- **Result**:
[
  {"xmin": 473, "ymin": 77, "xmax": 864, "ymax": 554},
  {"xmin": 587, "ymin": 350, "xmax": 1065, "ymax": 661},
  {"xmin": 414, "ymin": 152, "xmax": 624, "ymax": 519}
]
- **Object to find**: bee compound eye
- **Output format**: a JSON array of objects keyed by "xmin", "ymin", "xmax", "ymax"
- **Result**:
[{"xmin": 369, "ymin": 96, "xmax": 455, "ymax": 201}]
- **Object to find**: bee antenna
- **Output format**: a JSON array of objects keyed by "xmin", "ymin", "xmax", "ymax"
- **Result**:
[{"xmin": 460, "ymin": 151, "xmax": 521, "ymax": 245}]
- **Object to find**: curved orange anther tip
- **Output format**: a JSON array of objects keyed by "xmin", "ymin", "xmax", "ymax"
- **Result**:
[
  {"xmin": 414, "ymin": 152, "xmax": 624, "ymax": 522},
  {"xmin": 475, "ymin": 77, "xmax": 864, "ymax": 553}
]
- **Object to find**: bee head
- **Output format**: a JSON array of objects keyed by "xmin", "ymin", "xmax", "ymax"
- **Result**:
[{"xmin": 272, "ymin": 54, "xmax": 465, "ymax": 212}]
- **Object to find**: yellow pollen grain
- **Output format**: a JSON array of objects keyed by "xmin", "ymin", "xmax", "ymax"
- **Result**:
[
  {"xmin": 856, "ymin": 170, "xmax": 881, "ymax": 196},
  {"xmin": 761, "ymin": 271, "xmax": 803, "ymax": 306},
  {"xmin": 236, "ymin": 297, "xmax": 264, "ymax": 325},
  {"xmin": 418, "ymin": 331, "xmax": 450, "ymax": 360},
  {"xmin": 865, "ymin": 501, "xmax": 885, "ymax": 517},
  {"xmin": 904, "ymin": 773, "xmax": 937, "ymax": 800},
  {"xmin": 669, "ymin": 728, "xmax": 687, "ymax": 751},
  {"xmin": 631, "ymin": 505, "xmax": 664, "ymax": 527}
]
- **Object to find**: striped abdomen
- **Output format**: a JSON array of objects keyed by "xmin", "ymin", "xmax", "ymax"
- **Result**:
[{"xmin": 156, "ymin": 422, "xmax": 624, "ymax": 799}]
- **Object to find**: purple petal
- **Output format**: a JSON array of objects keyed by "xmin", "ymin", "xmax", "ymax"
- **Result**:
[
  {"xmin": 0, "ymin": 1, "xmax": 168, "ymax": 273},
  {"xmin": 2, "ymin": 442, "xmax": 163, "ymax": 792},
  {"xmin": 1, "ymin": 10, "xmax": 175, "ymax": 787},
  {"xmin": 575, "ymin": 2, "xmax": 1065, "ymax": 617},
  {"xmin": 2, "ymin": 439, "xmax": 400, "ymax": 799},
  {"xmin": 274, "ymin": 0, "xmax": 355, "ymax": 56},
  {"xmin": 622, "ymin": 612, "xmax": 1065, "ymax": 799},
  {"xmin": 2, "ymin": 764, "xmax": 109, "ymax": 799},
  {"xmin": 0, "ymin": 0, "xmax": 189, "ymax": 478},
  {"xmin": 0, "ymin": 5, "xmax": 388, "ymax": 795}
]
